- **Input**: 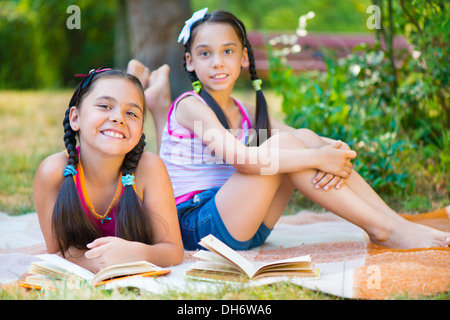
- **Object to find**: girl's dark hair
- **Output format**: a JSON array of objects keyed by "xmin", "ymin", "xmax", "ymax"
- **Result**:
[
  {"xmin": 53, "ymin": 70, "xmax": 152, "ymax": 256},
  {"xmin": 183, "ymin": 10, "xmax": 270, "ymax": 145}
]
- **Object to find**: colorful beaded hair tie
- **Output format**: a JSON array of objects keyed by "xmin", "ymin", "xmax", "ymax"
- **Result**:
[
  {"xmin": 122, "ymin": 174, "xmax": 135, "ymax": 187},
  {"xmin": 63, "ymin": 165, "xmax": 77, "ymax": 177},
  {"xmin": 192, "ymin": 80, "xmax": 203, "ymax": 93},
  {"xmin": 252, "ymin": 79, "xmax": 262, "ymax": 91}
]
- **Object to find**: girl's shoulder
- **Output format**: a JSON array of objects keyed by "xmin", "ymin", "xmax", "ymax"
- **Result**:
[
  {"xmin": 134, "ymin": 151, "xmax": 171, "ymax": 196},
  {"xmin": 135, "ymin": 151, "xmax": 167, "ymax": 177},
  {"xmin": 175, "ymin": 93, "xmax": 218, "ymax": 129},
  {"xmin": 35, "ymin": 152, "xmax": 67, "ymax": 187},
  {"xmin": 176, "ymin": 92, "xmax": 209, "ymax": 112}
]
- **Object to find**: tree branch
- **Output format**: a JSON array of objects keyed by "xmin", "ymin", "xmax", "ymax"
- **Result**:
[{"xmin": 399, "ymin": 0, "xmax": 423, "ymax": 35}]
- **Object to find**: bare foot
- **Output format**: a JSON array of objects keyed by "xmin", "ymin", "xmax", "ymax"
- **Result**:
[
  {"xmin": 372, "ymin": 215, "xmax": 450, "ymax": 249},
  {"xmin": 145, "ymin": 64, "xmax": 172, "ymax": 118},
  {"xmin": 127, "ymin": 59, "xmax": 172, "ymax": 152},
  {"xmin": 127, "ymin": 59, "xmax": 150, "ymax": 89},
  {"xmin": 126, "ymin": 59, "xmax": 171, "ymax": 118}
]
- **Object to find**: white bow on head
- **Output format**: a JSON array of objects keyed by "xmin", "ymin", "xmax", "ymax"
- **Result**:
[{"xmin": 178, "ymin": 7, "xmax": 209, "ymax": 45}]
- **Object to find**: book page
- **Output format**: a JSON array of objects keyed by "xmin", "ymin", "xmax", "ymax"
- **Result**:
[
  {"xmin": 92, "ymin": 261, "xmax": 162, "ymax": 284},
  {"xmin": 199, "ymin": 235, "xmax": 257, "ymax": 278},
  {"xmin": 189, "ymin": 261, "xmax": 242, "ymax": 274},
  {"xmin": 255, "ymin": 255, "xmax": 312, "ymax": 272},
  {"xmin": 35, "ymin": 254, "xmax": 95, "ymax": 282},
  {"xmin": 193, "ymin": 250, "xmax": 232, "ymax": 265}
]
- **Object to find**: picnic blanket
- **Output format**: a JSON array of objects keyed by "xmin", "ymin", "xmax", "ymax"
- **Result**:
[{"xmin": 0, "ymin": 207, "xmax": 449, "ymax": 299}]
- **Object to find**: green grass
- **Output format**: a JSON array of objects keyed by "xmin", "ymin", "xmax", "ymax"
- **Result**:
[
  {"xmin": 0, "ymin": 279, "xmax": 333, "ymax": 300},
  {"xmin": 0, "ymin": 90, "xmax": 448, "ymax": 300}
]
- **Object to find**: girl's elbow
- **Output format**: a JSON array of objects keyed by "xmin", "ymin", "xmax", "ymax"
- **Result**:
[
  {"xmin": 168, "ymin": 244, "xmax": 184, "ymax": 266},
  {"xmin": 174, "ymin": 249, "xmax": 184, "ymax": 266}
]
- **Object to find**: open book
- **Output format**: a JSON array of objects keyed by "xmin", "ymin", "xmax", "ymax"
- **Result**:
[
  {"xmin": 186, "ymin": 235, "xmax": 319, "ymax": 283},
  {"xmin": 19, "ymin": 254, "xmax": 170, "ymax": 289}
]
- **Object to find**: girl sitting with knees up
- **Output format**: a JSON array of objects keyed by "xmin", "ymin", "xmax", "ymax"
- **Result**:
[
  {"xmin": 34, "ymin": 67, "xmax": 183, "ymax": 272},
  {"xmin": 143, "ymin": 8, "xmax": 450, "ymax": 251}
]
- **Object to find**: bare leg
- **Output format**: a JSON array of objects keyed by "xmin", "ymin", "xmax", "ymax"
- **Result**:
[
  {"xmin": 216, "ymin": 132, "xmax": 450, "ymax": 248},
  {"xmin": 217, "ymin": 172, "xmax": 296, "ymax": 241},
  {"xmin": 291, "ymin": 128, "xmax": 401, "ymax": 216}
]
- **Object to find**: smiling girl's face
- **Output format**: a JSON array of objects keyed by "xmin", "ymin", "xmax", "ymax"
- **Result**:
[
  {"xmin": 69, "ymin": 77, "xmax": 145, "ymax": 157},
  {"xmin": 185, "ymin": 22, "xmax": 249, "ymax": 94}
]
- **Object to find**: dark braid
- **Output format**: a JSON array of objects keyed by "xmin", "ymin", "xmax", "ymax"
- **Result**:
[
  {"xmin": 63, "ymin": 107, "xmax": 79, "ymax": 169},
  {"xmin": 116, "ymin": 133, "xmax": 152, "ymax": 244},
  {"xmin": 245, "ymin": 39, "xmax": 271, "ymax": 144},
  {"xmin": 53, "ymin": 101, "xmax": 102, "ymax": 256},
  {"xmin": 122, "ymin": 133, "xmax": 146, "ymax": 175},
  {"xmin": 182, "ymin": 10, "xmax": 270, "ymax": 145}
]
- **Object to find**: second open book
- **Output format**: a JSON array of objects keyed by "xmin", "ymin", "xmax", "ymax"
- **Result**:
[{"xmin": 186, "ymin": 234, "xmax": 320, "ymax": 283}]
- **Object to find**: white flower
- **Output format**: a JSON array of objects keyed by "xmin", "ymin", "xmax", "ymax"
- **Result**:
[
  {"xmin": 297, "ymin": 11, "xmax": 315, "ymax": 37},
  {"xmin": 178, "ymin": 7, "xmax": 209, "ymax": 45},
  {"xmin": 291, "ymin": 44, "xmax": 302, "ymax": 53},
  {"xmin": 306, "ymin": 11, "xmax": 315, "ymax": 19},
  {"xmin": 412, "ymin": 50, "xmax": 421, "ymax": 60},
  {"xmin": 350, "ymin": 64, "xmax": 361, "ymax": 76}
]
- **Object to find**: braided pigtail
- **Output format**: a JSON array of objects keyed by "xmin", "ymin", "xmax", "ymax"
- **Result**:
[
  {"xmin": 52, "ymin": 101, "xmax": 102, "ymax": 256},
  {"xmin": 245, "ymin": 39, "xmax": 271, "ymax": 145},
  {"xmin": 115, "ymin": 133, "xmax": 153, "ymax": 244}
]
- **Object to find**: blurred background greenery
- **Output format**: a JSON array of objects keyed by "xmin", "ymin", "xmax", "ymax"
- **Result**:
[
  {"xmin": 0, "ymin": 0, "xmax": 372, "ymax": 90},
  {"xmin": 0, "ymin": 0, "xmax": 448, "ymax": 215}
]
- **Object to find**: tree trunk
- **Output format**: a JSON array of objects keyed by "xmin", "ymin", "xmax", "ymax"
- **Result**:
[
  {"xmin": 125, "ymin": 0, "xmax": 192, "ymax": 98},
  {"xmin": 115, "ymin": 0, "xmax": 130, "ymax": 70}
]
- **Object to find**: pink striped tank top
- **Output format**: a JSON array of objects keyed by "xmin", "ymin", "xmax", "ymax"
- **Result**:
[{"xmin": 159, "ymin": 91, "xmax": 252, "ymax": 204}]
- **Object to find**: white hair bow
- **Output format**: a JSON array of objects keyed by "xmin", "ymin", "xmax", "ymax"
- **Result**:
[{"xmin": 177, "ymin": 7, "xmax": 209, "ymax": 45}]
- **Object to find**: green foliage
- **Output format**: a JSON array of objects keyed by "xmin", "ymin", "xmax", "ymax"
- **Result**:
[
  {"xmin": 190, "ymin": 0, "xmax": 372, "ymax": 32},
  {"xmin": 2, "ymin": 0, "xmax": 372, "ymax": 89},
  {"xmin": 269, "ymin": 47, "xmax": 411, "ymax": 194},
  {"xmin": 268, "ymin": 2, "xmax": 449, "ymax": 196},
  {"xmin": 0, "ymin": 0, "xmax": 117, "ymax": 89}
]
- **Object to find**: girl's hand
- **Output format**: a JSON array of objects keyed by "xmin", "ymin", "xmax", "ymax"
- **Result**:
[
  {"xmin": 85, "ymin": 237, "xmax": 146, "ymax": 269},
  {"xmin": 312, "ymin": 171, "xmax": 344, "ymax": 191},
  {"xmin": 312, "ymin": 140, "xmax": 353, "ymax": 190},
  {"xmin": 316, "ymin": 141, "xmax": 356, "ymax": 179}
]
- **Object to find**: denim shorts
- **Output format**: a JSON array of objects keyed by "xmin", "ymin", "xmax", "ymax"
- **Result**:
[{"xmin": 176, "ymin": 187, "xmax": 272, "ymax": 251}]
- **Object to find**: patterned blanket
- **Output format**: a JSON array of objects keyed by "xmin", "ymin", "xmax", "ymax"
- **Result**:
[{"xmin": 1, "ymin": 208, "xmax": 449, "ymax": 299}]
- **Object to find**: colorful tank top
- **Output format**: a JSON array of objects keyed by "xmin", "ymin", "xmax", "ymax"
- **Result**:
[
  {"xmin": 72, "ymin": 160, "xmax": 124, "ymax": 236},
  {"xmin": 66, "ymin": 147, "xmax": 136, "ymax": 237},
  {"xmin": 159, "ymin": 91, "xmax": 252, "ymax": 204}
]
